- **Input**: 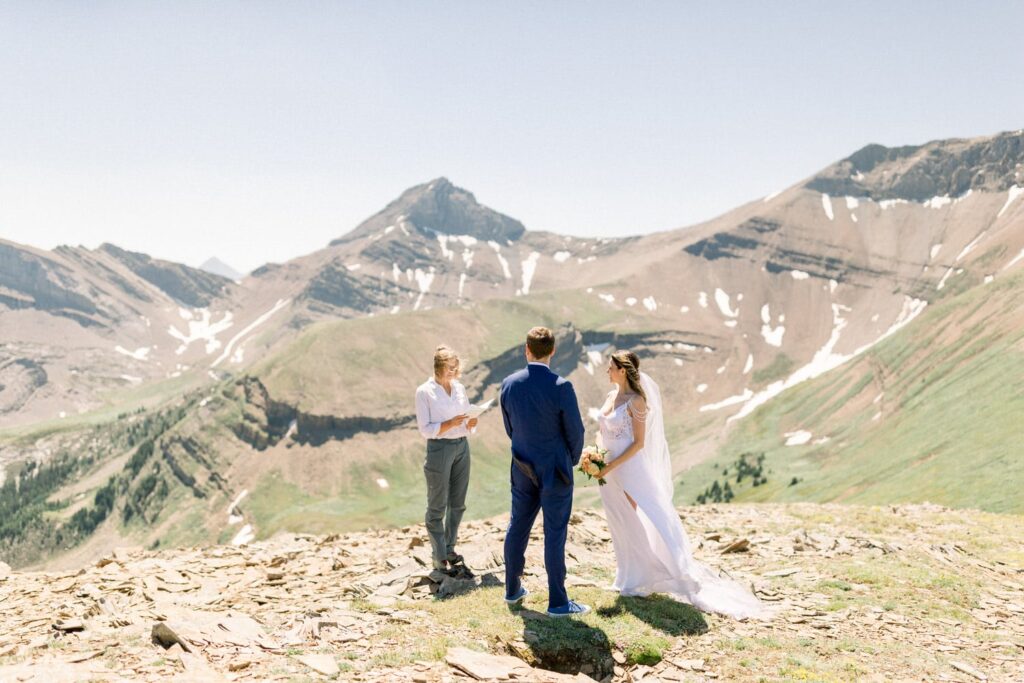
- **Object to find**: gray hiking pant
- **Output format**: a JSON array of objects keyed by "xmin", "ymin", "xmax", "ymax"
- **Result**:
[{"xmin": 423, "ymin": 436, "xmax": 470, "ymax": 569}]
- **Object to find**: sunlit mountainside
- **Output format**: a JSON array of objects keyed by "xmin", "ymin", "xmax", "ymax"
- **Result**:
[{"xmin": 1, "ymin": 129, "xmax": 1022, "ymax": 571}]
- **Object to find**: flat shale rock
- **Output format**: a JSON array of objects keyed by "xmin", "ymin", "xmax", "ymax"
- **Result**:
[
  {"xmin": 296, "ymin": 652, "xmax": 341, "ymax": 676},
  {"xmin": 0, "ymin": 503, "xmax": 1020, "ymax": 682}
]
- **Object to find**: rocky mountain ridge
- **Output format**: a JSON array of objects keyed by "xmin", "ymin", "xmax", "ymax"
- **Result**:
[
  {"xmin": 2, "ymin": 128, "xmax": 1023, "ymax": 576},
  {"xmin": 4, "ymin": 129, "xmax": 1023, "ymax": 429},
  {"xmin": 806, "ymin": 128, "xmax": 1024, "ymax": 200}
]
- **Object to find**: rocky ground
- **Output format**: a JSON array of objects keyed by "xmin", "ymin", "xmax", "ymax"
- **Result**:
[{"xmin": 0, "ymin": 502, "xmax": 1022, "ymax": 682}]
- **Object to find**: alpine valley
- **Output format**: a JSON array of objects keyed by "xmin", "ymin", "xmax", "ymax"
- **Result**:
[{"xmin": 1, "ymin": 129, "xmax": 1023, "ymax": 571}]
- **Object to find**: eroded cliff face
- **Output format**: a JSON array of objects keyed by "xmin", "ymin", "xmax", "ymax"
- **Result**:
[
  {"xmin": 0, "ymin": 357, "xmax": 47, "ymax": 417},
  {"xmin": 806, "ymin": 130, "xmax": 1024, "ymax": 200},
  {"xmin": 231, "ymin": 376, "xmax": 414, "ymax": 450},
  {"xmin": 97, "ymin": 243, "xmax": 234, "ymax": 308},
  {"xmin": 0, "ymin": 243, "xmax": 106, "ymax": 326}
]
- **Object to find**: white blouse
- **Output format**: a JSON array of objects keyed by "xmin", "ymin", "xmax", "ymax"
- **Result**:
[{"xmin": 415, "ymin": 377, "xmax": 472, "ymax": 440}]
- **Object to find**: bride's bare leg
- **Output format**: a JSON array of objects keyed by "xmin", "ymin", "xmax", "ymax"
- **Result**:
[{"xmin": 624, "ymin": 491, "xmax": 637, "ymax": 510}]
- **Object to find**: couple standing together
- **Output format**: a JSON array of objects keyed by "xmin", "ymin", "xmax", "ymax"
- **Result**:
[{"xmin": 415, "ymin": 327, "xmax": 764, "ymax": 620}]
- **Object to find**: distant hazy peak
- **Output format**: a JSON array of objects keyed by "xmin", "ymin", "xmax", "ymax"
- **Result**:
[
  {"xmin": 199, "ymin": 257, "xmax": 244, "ymax": 281},
  {"xmin": 806, "ymin": 129, "xmax": 1024, "ymax": 201},
  {"xmin": 330, "ymin": 177, "xmax": 526, "ymax": 246}
]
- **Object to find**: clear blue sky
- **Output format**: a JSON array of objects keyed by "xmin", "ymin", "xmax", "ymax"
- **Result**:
[{"xmin": 1, "ymin": 2, "xmax": 1022, "ymax": 273}]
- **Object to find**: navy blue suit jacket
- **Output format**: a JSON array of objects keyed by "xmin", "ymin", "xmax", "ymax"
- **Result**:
[{"xmin": 500, "ymin": 363, "xmax": 586, "ymax": 489}]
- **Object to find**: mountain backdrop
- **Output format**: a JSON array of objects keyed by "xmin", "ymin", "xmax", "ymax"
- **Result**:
[{"xmin": 1, "ymin": 129, "xmax": 1022, "ymax": 570}]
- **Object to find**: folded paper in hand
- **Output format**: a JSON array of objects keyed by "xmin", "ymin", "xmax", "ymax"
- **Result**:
[{"xmin": 466, "ymin": 398, "xmax": 494, "ymax": 419}]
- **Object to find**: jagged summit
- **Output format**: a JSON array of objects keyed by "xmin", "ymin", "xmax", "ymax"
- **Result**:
[
  {"xmin": 806, "ymin": 128, "xmax": 1024, "ymax": 201},
  {"xmin": 331, "ymin": 177, "xmax": 527, "ymax": 246}
]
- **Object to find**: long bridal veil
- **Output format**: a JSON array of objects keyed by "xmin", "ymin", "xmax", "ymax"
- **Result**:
[
  {"xmin": 630, "ymin": 371, "xmax": 768, "ymax": 619},
  {"xmin": 639, "ymin": 372, "xmax": 673, "ymax": 502}
]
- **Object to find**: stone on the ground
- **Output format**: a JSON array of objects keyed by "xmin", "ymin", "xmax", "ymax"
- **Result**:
[{"xmin": 296, "ymin": 653, "xmax": 340, "ymax": 676}]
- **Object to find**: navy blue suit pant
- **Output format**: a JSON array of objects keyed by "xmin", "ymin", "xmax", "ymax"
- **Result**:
[{"xmin": 503, "ymin": 462, "xmax": 572, "ymax": 609}]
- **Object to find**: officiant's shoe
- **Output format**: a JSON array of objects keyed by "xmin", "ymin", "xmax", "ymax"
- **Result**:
[
  {"xmin": 504, "ymin": 586, "xmax": 529, "ymax": 605},
  {"xmin": 546, "ymin": 600, "xmax": 591, "ymax": 618}
]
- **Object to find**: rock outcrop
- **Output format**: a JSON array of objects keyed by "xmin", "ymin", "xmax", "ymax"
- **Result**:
[{"xmin": 806, "ymin": 129, "xmax": 1024, "ymax": 200}]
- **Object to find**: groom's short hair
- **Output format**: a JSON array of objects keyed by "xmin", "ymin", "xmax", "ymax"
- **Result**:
[{"xmin": 526, "ymin": 326, "xmax": 555, "ymax": 359}]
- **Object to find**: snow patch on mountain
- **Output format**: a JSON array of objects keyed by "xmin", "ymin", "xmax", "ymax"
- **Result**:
[
  {"xmin": 784, "ymin": 430, "xmax": 813, "ymax": 446},
  {"xmin": 923, "ymin": 195, "xmax": 952, "ymax": 209},
  {"xmin": 414, "ymin": 268, "xmax": 435, "ymax": 310},
  {"xmin": 879, "ymin": 199, "xmax": 908, "ymax": 210},
  {"xmin": 714, "ymin": 288, "xmax": 738, "ymax": 318},
  {"xmin": 997, "ymin": 185, "xmax": 1023, "ymax": 218},
  {"xmin": 115, "ymin": 346, "xmax": 151, "ymax": 361},
  {"xmin": 488, "ymin": 241, "xmax": 512, "ymax": 280},
  {"xmin": 761, "ymin": 304, "xmax": 785, "ymax": 347},
  {"xmin": 518, "ymin": 252, "xmax": 540, "ymax": 296},
  {"xmin": 1003, "ymin": 248, "xmax": 1024, "ymax": 271},
  {"xmin": 211, "ymin": 299, "xmax": 290, "ymax": 368},
  {"xmin": 699, "ymin": 388, "xmax": 753, "ymax": 413},
  {"xmin": 936, "ymin": 267, "xmax": 955, "ymax": 290},
  {"xmin": 168, "ymin": 309, "xmax": 235, "ymax": 355},
  {"xmin": 726, "ymin": 296, "xmax": 927, "ymax": 422},
  {"xmin": 955, "ymin": 231, "xmax": 988, "ymax": 262}
]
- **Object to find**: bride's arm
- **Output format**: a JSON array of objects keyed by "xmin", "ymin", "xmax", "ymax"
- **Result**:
[{"xmin": 597, "ymin": 397, "xmax": 647, "ymax": 477}]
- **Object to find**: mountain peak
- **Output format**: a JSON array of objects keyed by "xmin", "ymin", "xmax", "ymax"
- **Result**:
[
  {"xmin": 199, "ymin": 257, "xmax": 244, "ymax": 281},
  {"xmin": 331, "ymin": 178, "xmax": 526, "ymax": 246},
  {"xmin": 806, "ymin": 129, "xmax": 1024, "ymax": 201}
]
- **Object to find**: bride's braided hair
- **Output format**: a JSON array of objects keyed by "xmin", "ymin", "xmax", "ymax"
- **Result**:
[{"xmin": 611, "ymin": 351, "xmax": 647, "ymax": 403}]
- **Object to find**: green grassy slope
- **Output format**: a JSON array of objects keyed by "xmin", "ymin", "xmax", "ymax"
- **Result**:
[
  {"xmin": 253, "ymin": 290, "xmax": 633, "ymax": 414},
  {"xmin": 679, "ymin": 270, "xmax": 1024, "ymax": 513}
]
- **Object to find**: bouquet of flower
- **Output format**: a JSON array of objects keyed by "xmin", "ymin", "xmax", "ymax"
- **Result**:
[{"xmin": 578, "ymin": 445, "xmax": 608, "ymax": 486}]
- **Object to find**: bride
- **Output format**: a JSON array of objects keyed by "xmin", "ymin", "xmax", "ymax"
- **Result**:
[{"xmin": 595, "ymin": 351, "xmax": 765, "ymax": 619}]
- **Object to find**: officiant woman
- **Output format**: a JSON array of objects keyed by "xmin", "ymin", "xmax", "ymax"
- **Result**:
[{"xmin": 414, "ymin": 345, "xmax": 478, "ymax": 573}]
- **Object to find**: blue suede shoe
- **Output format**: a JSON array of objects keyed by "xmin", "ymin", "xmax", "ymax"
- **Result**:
[
  {"xmin": 504, "ymin": 586, "xmax": 529, "ymax": 605},
  {"xmin": 546, "ymin": 600, "xmax": 591, "ymax": 618}
]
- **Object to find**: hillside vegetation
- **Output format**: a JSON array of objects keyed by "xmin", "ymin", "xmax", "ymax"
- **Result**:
[{"xmin": 681, "ymin": 268, "xmax": 1024, "ymax": 513}]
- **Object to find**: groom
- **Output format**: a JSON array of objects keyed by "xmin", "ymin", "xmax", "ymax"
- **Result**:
[{"xmin": 499, "ymin": 326, "xmax": 590, "ymax": 617}]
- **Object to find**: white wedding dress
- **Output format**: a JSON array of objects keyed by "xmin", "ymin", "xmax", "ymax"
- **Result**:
[{"xmin": 597, "ymin": 373, "xmax": 766, "ymax": 619}]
